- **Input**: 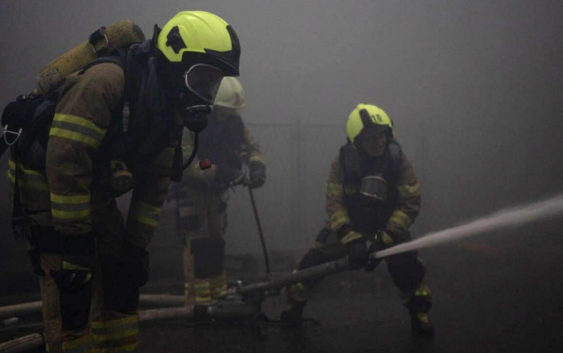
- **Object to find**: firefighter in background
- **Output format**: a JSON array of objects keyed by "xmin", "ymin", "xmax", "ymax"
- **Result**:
[
  {"xmin": 173, "ymin": 77, "xmax": 266, "ymax": 311},
  {"xmin": 281, "ymin": 103, "xmax": 434, "ymax": 336},
  {"xmin": 7, "ymin": 11, "xmax": 240, "ymax": 352}
]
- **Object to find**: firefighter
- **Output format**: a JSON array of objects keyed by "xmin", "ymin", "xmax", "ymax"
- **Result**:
[
  {"xmin": 7, "ymin": 11, "xmax": 240, "ymax": 352},
  {"xmin": 172, "ymin": 76, "xmax": 266, "ymax": 312},
  {"xmin": 281, "ymin": 103, "xmax": 434, "ymax": 336}
]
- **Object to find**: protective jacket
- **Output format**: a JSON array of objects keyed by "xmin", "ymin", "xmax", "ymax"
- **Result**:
[
  {"xmin": 9, "ymin": 47, "xmax": 182, "ymax": 249},
  {"xmin": 326, "ymin": 139, "xmax": 421, "ymax": 242},
  {"xmin": 181, "ymin": 111, "xmax": 264, "ymax": 190}
]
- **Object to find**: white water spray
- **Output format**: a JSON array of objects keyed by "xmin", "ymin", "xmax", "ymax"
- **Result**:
[{"xmin": 375, "ymin": 194, "xmax": 563, "ymax": 258}]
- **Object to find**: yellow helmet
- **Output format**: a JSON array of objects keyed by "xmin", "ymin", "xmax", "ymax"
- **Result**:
[
  {"xmin": 156, "ymin": 11, "xmax": 240, "ymax": 76},
  {"xmin": 346, "ymin": 103, "xmax": 393, "ymax": 143},
  {"xmin": 214, "ymin": 77, "xmax": 247, "ymax": 109}
]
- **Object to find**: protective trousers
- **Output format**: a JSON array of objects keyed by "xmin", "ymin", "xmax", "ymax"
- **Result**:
[
  {"xmin": 176, "ymin": 188, "xmax": 227, "ymax": 307},
  {"xmin": 31, "ymin": 201, "xmax": 141, "ymax": 353},
  {"xmin": 287, "ymin": 236, "xmax": 432, "ymax": 315}
]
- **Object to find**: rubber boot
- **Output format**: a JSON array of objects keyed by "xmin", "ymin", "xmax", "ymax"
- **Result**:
[
  {"xmin": 280, "ymin": 301, "xmax": 306, "ymax": 327},
  {"xmin": 410, "ymin": 311, "xmax": 434, "ymax": 337}
]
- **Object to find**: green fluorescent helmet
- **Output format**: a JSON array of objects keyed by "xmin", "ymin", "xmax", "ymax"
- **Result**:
[
  {"xmin": 156, "ymin": 11, "xmax": 240, "ymax": 76},
  {"xmin": 346, "ymin": 103, "xmax": 393, "ymax": 143}
]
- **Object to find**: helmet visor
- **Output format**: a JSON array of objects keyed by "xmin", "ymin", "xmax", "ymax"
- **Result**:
[{"xmin": 184, "ymin": 64, "xmax": 225, "ymax": 104}]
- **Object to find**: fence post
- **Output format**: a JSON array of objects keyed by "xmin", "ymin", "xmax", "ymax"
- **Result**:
[{"xmin": 290, "ymin": 118, "xmax": 304, "ymax": 246}]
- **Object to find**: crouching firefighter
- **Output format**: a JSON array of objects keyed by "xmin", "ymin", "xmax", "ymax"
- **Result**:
[
  {"xmin": 281, "ymin": 104, "xmax": 434, "ymax": 336},
  {"xmin": 171, "ymin": 77, "xmax": 266, "ymax": 313},
  {"xmin": 5, "ymin": 11, "xmax": 240, "ymax": 353}
]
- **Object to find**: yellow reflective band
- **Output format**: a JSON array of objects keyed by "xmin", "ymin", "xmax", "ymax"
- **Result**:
[
  {"xmin": 326, "ymin": 182, "xmax": 344, "ymax": 197},
  {"xmin": 288, "ymin": 282, "xmax": 308, "ymax": 302},
  {"xmin": 50, "ymin": 113, "xmax": 106, "ymax": 148},
  {"xmin": 62, "ymin": 334, "xmax": 92, "ymax": 352},
  {"xmin": 19, "ymin": 167, "xmax": 43, "ymax": 176},
  {"xmin": 91, "ymin": 327, "xmax": 138, "ymax": 341},
  {"xmin": 119, "ymin": 342, "xmax": 138, "ymax": 353},
  {"xmin": 388, "ymin": 210, "xmax": 412, "ymax": 231},
  {"xmin": 195, "ymin": 298, "xmax": 212, "ymax": 305},
  {"xmin": 91, "ymin": 315, "xmax": 139, "ymax": 330},
  {"xmin": 50, "ymin": 193, "xmax": 90, "ymax": 204},
  {"xmin": 50, "ymin": 193, "xmax": 91, "ymax": 220},
  {"xmin": 330, "ymin": 210, "xmax": 350, "ymax": 230},
  {"xmin": 249, "ymin": 154, "xmax": 265, "ymax": 165},
  {"xmin": 51, "ymin": 208, "xmax": 90, "ymax": 220},
  {"xmin": 133, "ymin": 202, "xmax": 161, "ymax": 228},
  {"xmin": 414, "ymin": 284, "xmax": 431, "ymax": 297},
  {"xmin": 9, "ymin": 162, "xmax": 50, "ymax": 191},
  {"xmin": 340, "ymin": 231, "xmax": 363, "ymax": 245},
  {"xmin": 210, "ymin": 274, "xmax": 228, "ymax": 298},
  {"xmin": 398, "ymin": 182, "xmax": 421, "ymax": 198},
  {"xmin": 9, "ymin": 160, "xmax": 44, "ymax": 177}
]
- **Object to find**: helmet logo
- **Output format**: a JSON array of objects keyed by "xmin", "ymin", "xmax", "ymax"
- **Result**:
[
  {"xmin": 166, "ymin": 26, "xmax": 186, "ymax": 54},
  {"xmin": 375, "ymin": 114, "xmax": 383, "ymax": 123}
]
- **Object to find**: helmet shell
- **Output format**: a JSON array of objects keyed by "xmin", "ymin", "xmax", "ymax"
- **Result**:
[
  {"xmin": 346, "ymin": 103, "xmax": 393, "ymax": 143},
  {"xmin": 157, "ymin": 11, "xmax": 240, "ymax": 75},
  {"xmin": 214, "ymin": 77, "xmax": 246, "ymax": 109}
]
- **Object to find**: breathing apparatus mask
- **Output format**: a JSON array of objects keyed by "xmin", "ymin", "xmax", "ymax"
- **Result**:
[
  {"xmin": 353, "ymin": 113, "xmax": 391, "ymax": 204},
  {"xmin": 158, "ymin": 59, "xmax": 225, "ymax": 132},
  {"xmin": 359, "ymin": 175, "xmax": 388, "ymax": 202}
]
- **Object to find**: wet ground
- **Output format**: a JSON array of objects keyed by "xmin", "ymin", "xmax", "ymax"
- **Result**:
[
  {"xmin": 138, "ymin": 220, "xmax": 563, "ymax": 353},
  {"xmin": 2, "ymin": 220, "xmax": 562, "ymax": 353}
]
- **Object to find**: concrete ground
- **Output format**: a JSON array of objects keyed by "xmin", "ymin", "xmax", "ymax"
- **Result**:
[
  {"xmin": 1, "ymin": 219, "xmax": 562, "ymax": 353},
  {"xmin": 137, "ymin": 220, "xmax": 563, "ymax": 353}
]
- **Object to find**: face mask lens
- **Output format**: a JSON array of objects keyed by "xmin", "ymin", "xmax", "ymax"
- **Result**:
[{"xmin": 184, "ymin": 64, "xmax": 224, "ymax": 104}]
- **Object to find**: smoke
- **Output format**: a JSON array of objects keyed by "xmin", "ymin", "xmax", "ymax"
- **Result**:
[{"xmin": 375, "ymin": 194, "xmax": 563, "ymax": 258}]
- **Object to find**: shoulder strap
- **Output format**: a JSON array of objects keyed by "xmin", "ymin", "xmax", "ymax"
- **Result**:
[
  {"xmin": 339, "ymin": 142, "xmax": 361, "ymax": 185},
  {"xmin": 385, "ymin": 139, "xmax": 403, "ymax": 182}
]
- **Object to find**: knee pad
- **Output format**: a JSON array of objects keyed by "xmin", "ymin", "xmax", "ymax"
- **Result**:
[{"xmin": 190, "ymin": 237, "xmax": 225, "ymax": 278}]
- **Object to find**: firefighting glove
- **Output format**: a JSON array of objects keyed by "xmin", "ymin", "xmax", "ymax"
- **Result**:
[
  {"xmin": 248, "ymin": 162, "xmax": 266, "ymax": 188},
  {"xmin": 375, "ymin": 230, "xmax": 395, "ymax": 249},
  {"xmin": 339, "ymin": 227, "xmax": 369, "ymax": 270},
  {"xmin": 214, "ymin": 165, "xmax": 245, "ymax": 188}
]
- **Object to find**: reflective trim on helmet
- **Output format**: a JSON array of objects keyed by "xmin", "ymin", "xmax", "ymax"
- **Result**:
[{"xmin": 183, "ymin": 64, "xmax": 225, "ymax": 104}]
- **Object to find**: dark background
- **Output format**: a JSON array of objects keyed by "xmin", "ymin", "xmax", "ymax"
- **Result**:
[{"xmin": 1, "ymin": 1, "xmax": 562, "ymax": 351}]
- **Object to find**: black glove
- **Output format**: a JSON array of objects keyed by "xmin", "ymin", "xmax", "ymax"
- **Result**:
[
  {"xmin": 375, "ymin": 230, "xmax": 395, "ymax": 249},
  {"xmin": 249, "ymin": 162, "xmax": 266, "ymax": 188},
  {"xmin": 214, "ymin": 165, "xmax": 245, "ymax": 188},
  {"xmin": 338, "ymin": 227, "xmax": 369, "ymax": 270},
  {"xmin": 347, "ymin": 240, "xmax": 369, "ymax": 269}
]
